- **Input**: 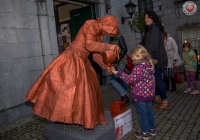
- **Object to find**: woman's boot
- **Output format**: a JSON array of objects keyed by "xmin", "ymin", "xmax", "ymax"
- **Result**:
[
  {"xmin": 121, "ymin": 94, "xmax": 130, "ymax": 103},
  {"xmin": 154, "ymin": 101, "xmax": 170, "ymax": 110},
  {"xmin": 164, "ymin": 76, "xmax": 169, "ymax": 91},
  {"xmin": 170, "ymin": 76, "xmax": 176, "ymax": 92}
]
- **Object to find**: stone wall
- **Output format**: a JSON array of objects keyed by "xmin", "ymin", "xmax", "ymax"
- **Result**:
[
  {"xmin": 106, "ymin": 0, "xmax": 139, "ymax": 55},
  {"xmin": 108, "ymin": 0, "xmax": 200, "ymax": 55},
  {"xmin": 0, "ymin": 0, "xmax": 58, "ymax": 124},
  {"xmin": 155, "ymin": 0, "xmax": 200, "ymax": 54}
]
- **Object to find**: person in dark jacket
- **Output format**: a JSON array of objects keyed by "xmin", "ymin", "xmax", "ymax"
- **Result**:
[
  {"xmin": 110, "ymin": 29, "xmax": 130, "ymax": 103},
  {"xmin": 140, "ymin": 10, "xmax": 170, "ymax": 110}
]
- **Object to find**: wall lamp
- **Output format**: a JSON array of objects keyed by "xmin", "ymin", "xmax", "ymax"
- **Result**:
[{"xmin": 121, "ymin": 0, "xmax": 137, "ymax": 24}]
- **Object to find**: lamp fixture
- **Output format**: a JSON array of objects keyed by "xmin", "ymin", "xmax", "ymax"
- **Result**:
[
  {"xmin": 105, "ymin": 0, "xmax": 112, "ymax": 13},
  {"xmin": 121, "ymin": 0, "xmax": 137, "ymax": 24}
]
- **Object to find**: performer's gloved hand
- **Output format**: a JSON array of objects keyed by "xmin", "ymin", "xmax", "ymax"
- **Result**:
[
  {"xmin": 106, "ymin": 44, "xmax": 120, "ymax": 52},
  {"xmin": 92, "ymin": 53, "xmax": 107, "ymax": 69}
]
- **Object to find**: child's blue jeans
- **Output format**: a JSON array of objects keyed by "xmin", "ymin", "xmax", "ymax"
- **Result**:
[{"xmin": 136, "ymin": 101, "xmax": 155, "ymax": 133}]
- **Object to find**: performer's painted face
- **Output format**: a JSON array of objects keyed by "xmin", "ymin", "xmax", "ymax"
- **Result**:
[
  {"xmin": 100, "ymin": 15, "xmax": 118, "ymax": 37},
  {"xmin": 102, "ymin": 25, "xmax": 118, "ymax": 37}
]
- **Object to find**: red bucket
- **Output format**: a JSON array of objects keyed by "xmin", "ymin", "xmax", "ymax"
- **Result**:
[{"xmin": 110, "ymin": 100, "xmax": 127, "ymax": 118}]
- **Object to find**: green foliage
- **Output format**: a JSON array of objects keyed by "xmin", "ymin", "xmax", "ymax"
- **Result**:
[{"xmin": 128, "ymin": 12, "xmax": 145, "ymax": 33}]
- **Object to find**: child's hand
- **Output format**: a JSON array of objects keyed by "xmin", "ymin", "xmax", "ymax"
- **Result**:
[{"xmin": 110, "ymin": 66, "xmax": 118, "ymax": 74}]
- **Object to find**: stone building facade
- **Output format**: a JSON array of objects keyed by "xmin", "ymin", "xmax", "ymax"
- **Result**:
[
  {"xmin": 0, "ymin": 0, "xmax": 58, "ymax": 124},
  {"xmin": 105, "ymin": 0, "xmax": 200, "ymax": 56},
  {"xmin": 0, "ymin": 0, "xmax": 135, "ymax": 125},
  {"xmin": 155, "ymin": 0, "xmax": 200, "ymax": 56},
  {"xmin": 0, "ymin": 0, "xmax": 199, "ymax": 125}
]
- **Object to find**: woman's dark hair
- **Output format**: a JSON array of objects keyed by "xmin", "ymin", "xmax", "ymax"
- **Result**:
[
  {"xmin": 182, "ymin": 42, "xmax": 192, "ymax": 50},
  {"xmin": 144, "ymin": 10, "xmax": 164, "ymax": 32},
  {"xmin": 110, "ymin": 28, "xmax": 120, "ymax": 42}
]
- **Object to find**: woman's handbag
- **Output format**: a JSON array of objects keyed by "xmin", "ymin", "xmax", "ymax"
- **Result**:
[
  {"xmin": 126, "ymin": 55, "xmax": 134, "ymax": 71},
  {"xmin": 173, "ymin": 65, "xmax": 183, "ymax": 84}
]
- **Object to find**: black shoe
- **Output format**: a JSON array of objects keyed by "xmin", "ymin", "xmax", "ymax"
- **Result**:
[
  {"xmin": 121, "ymin": 94, "xmax": 130, "ymax": 103},
  {"xmin": 164, "ymin": 77, "xmax": 169, "ymax": 91},
  {"xmin": 170, "ymin": 87, "xmax": 176, "ymax": 92},
  {"xmin": 170, "ymin": 76, "xmax": 176, "ymax": 92}
]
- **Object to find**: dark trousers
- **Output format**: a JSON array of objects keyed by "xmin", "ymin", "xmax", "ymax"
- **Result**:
[{"xmin": 154, "ymin": 68, "xmax": 167, "ymax": 100}]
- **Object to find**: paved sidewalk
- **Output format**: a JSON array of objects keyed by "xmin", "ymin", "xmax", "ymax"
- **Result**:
[{"xmin": 0, "ymin": 82, "xmax": 200, "ymax": 140}]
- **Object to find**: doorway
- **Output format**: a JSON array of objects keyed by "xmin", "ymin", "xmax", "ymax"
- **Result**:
[
  {"xmin": 53, "ymin": 0, "xmax": 96, "ymax": 53},
  {"xmin": 53, "ymin": 0, "xmax": 104, "ymax": 85}
]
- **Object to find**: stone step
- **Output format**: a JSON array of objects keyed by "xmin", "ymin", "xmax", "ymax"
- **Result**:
[{"xmin": 46, "ymin": 111, "xmax": 116, "ymax": 140}]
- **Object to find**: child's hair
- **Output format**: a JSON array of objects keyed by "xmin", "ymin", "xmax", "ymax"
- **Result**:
[
  {"xmin": 130, "ymin": 45, "xmax": 156, "ymax": 70},
  {"xmin": 182, "ymin": 42, "xmax": 192, "ymax": 50}
]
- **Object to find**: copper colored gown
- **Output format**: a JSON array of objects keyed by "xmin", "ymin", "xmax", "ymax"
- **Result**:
[{"xmin": 25, "ymin": 16, "xmax": 118, "ymax": 129}]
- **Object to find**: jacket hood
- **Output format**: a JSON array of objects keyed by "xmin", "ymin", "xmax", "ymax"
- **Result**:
[{"xmin": 134, "ymin": 58, "xmax": 154, "ymax": 75}]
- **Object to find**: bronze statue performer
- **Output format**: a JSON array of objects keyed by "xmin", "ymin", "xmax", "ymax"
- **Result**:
[{"xmin": 25, "ymin": 15, "xmax": 119, "ymax": 129}]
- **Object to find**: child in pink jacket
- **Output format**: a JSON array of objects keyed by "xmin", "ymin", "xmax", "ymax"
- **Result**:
[{"xmin": 111, "ymin": 45, "xmax": 157, "ymax": 140}]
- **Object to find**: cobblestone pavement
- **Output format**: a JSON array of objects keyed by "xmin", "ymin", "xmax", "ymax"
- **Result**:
[{"xmin": 0, "ymin": 81, "xmax": 200, "ymax": 140}]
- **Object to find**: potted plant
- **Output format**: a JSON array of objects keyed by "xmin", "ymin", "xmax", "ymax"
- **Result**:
[{"xmin": 127, "ymin": 11, "xmax": 145, "ymax": 34}]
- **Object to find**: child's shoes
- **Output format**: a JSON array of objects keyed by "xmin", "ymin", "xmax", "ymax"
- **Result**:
[
  {"xmin": 184, "ymin": 88, "xmax": 191, "ymax": 93},
  {"xmin": 135, "ymin": 131, "xmax": 150, "ymax": 140},
  {"xmin": 148, "ymin": 129, "xmax": 157, "ymax": 136},
  {"xmin": 190, "ymin": 90, "xmax": 200, "ymax": 95}
]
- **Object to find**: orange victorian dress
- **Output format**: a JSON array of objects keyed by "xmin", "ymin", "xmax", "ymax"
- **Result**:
[{"xmin": 25, "ymin": 16, "xmax": 118, "ymax": 129}]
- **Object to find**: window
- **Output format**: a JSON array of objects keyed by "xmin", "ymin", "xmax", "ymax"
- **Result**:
[
  {"xmin": 174, "ymin": 0, "xmax": 186, "ymax": 3},
  {"xmin": 182, "ymin": 28, "xmax": 200, "ymax": 64},
  {"xmin": 138, "ymin": 0, "xmax": 153, "ymax": 13},
  {"xmin": 182, "ymin": 28, "xmax": 200, "ymax": 50}
]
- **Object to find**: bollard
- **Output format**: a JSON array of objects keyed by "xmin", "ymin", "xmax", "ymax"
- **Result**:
[{"xmin": 184, "ymin": 49, "xmax": 199, "ymax": 81}]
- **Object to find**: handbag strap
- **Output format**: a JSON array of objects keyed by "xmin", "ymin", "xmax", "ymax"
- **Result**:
[
  {"xmin": 173, "ymin": 63, "xmax": 178, "ymax": 74},
  {"xmin": 114, "ymin": 50, "xmax": 119, "ymax": 61}
]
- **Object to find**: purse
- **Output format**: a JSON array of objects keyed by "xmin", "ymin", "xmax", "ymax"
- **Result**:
[
  {"xmin": 126, "ymin": 55, "xmax": 134, "ymax": 71},
  {"xmin": 173, "ymin": 65, "xmax": 183, "ymax": 84}
]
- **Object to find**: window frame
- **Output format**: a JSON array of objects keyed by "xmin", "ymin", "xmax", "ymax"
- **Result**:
[{"xmin": 181, "ymin": 28, "xmax": 200, "ymax": 65}]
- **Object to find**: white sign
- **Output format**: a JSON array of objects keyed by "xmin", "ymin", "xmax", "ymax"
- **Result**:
[
  {"xmin": 114, "ymin": 108, "xmax": 132, "ymax": 140},
  {"xmin": 183, "ymin": 1, "xmax": 197, "ymax": 16}
]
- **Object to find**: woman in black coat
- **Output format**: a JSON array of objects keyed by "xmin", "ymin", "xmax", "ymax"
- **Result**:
[{"xmin": 140, "ymin": 10, "xmax": 170, "ymax": 110}]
